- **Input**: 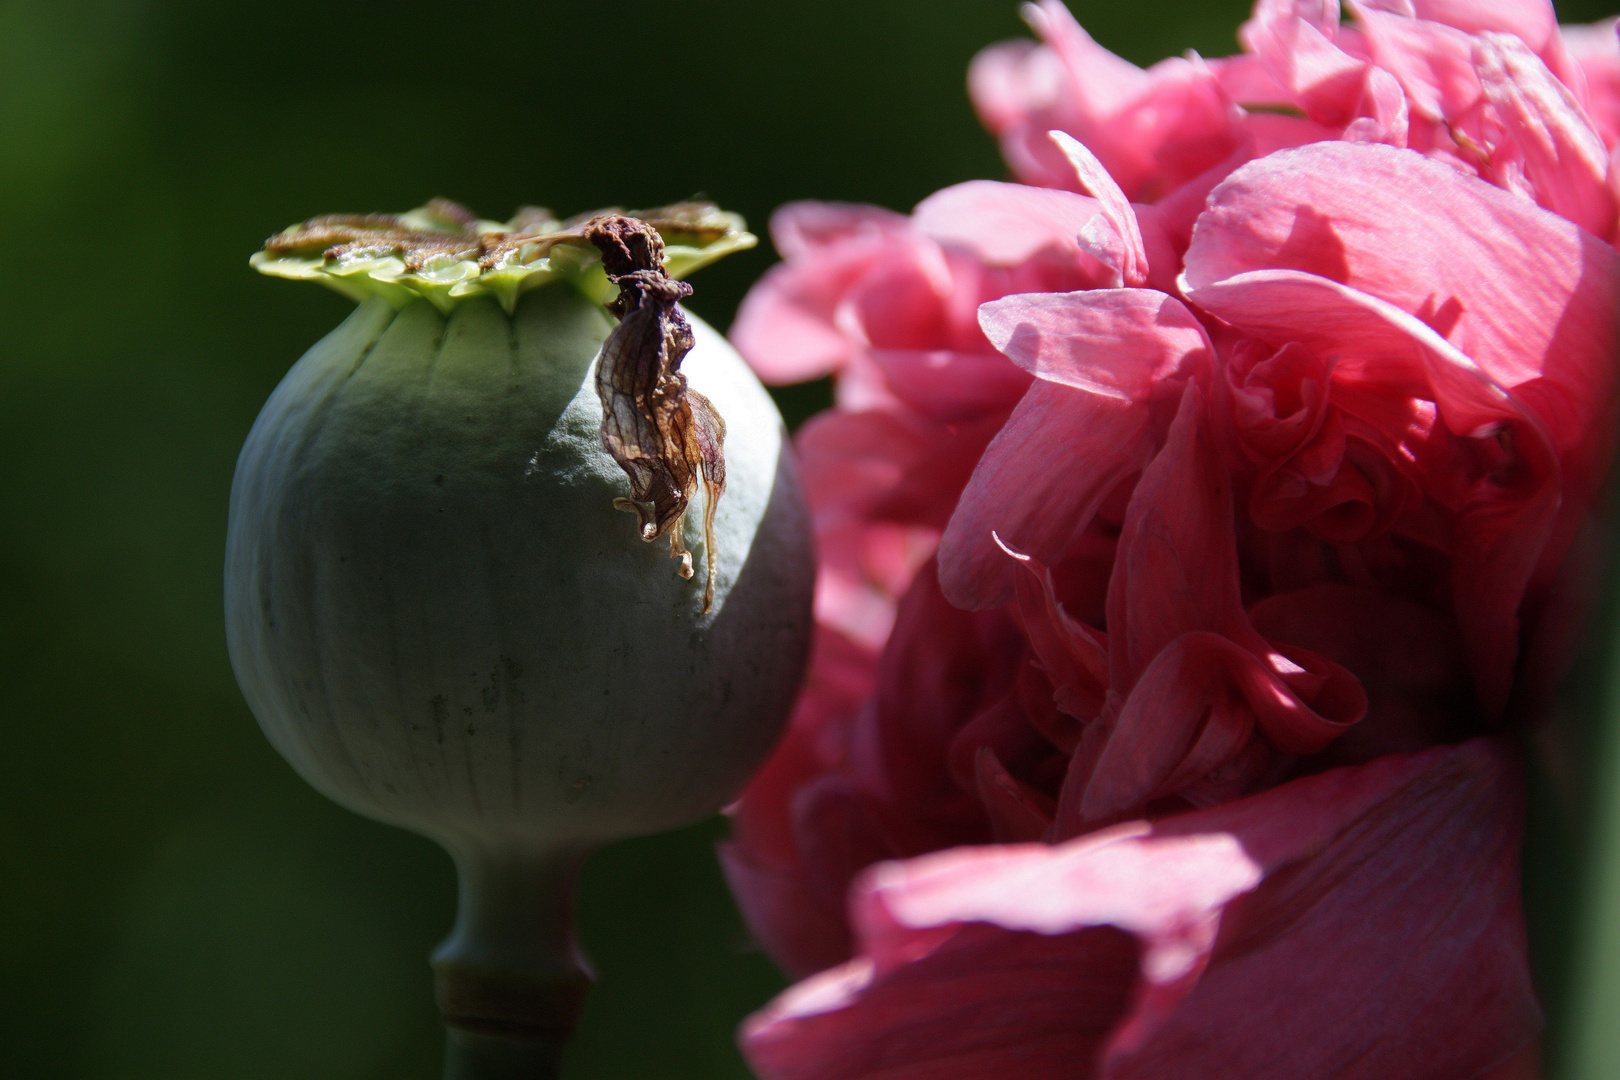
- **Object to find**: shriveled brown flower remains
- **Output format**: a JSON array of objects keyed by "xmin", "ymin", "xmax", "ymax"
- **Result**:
[
  {"xmin": 261, "ymin": 201, "xmax": 731, "ymax": 614},
  {"xmin": 587, "ymin": 217, "xmax": 727, "ymax": 614}
]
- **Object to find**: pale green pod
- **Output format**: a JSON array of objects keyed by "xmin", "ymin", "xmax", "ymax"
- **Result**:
[{"xmin": 225, "ymin": 248, "xmax": 813, "ymax": 1075}]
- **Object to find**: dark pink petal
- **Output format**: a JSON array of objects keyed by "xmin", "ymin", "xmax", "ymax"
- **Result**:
[
  {"xmin": 1069, "ymin": 630, "xmax": 1363, "ymax": 823},
  {"xmin": 1474, "ymin": 32, "xmax": 1616, "ymax": 240},
  {"xmin": 849, "ymin": 563, "xmax": 1025, "ymax": 820},
  {"xmin": 1071, "ymin": 384, "xmax": 1363, "ymax": 821},
  {"xmin": 741, "ymin": 739, "xmax": 1538, "ymax": 1080},
  {"xmin": 1249, "ymin": 582, "xmax": 1472, "ymax": 767},
  {"xmin": 1103, "ymin": 383, "xmax": 1248, "ymax": 684},
  {"xmin": 722, "ymin": 626, "xmax": 880, "ymax": 977},
  {"xmin": 938, "ymin": 291, "xmax": 1210, "ymax": 610},
  {"xmin": 999, "ymin": 538, "xmax": 1109, "ymax": 723}
]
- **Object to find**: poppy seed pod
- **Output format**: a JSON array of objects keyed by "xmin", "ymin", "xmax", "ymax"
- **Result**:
[{"xmin": 225, "ymin": 201, "xmax": 814, "ymax": 1076}]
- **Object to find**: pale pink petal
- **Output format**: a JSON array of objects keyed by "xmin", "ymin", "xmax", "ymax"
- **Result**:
[
  {"xmin": 731, "ymin": 259, "xmax": 864, "ymax": 384},
  {"xmin": 1354, "ymin": 4, "xmax": 1483, "ymax": 121},
  {"xmin": 1241, "ymin": 0, "xmax": 1370, "ymax": 126},
  {"xmin": 1474, "ymin": 32, "xmax": 1616, "ymax": 239},
  {"xmin": 771, "ymin": 201, "xmax": 913, "ymax": 260},
  {"xmin": 1405, "ymin": 0, "xmax": 1565, "ymax": 68},
  {"xmin": 1023, "ymin": 0, "xmax": 1149, "ymax": 117},
  {"xmin": 968, "ymin": 38, "xmax": 1064, "ymax": 135},
  {"xmin": 912, "ymin": 180, "xmax": 1112, "ymax": 275},
  {"xmin": 979, "ymin": 288, "xmax": 1209, "ymax": 398},
  {"xmin": 1182, "ymin": 141, "xmax": 1620, "ymax": 414},
  {"xmin": 866, "ymin": 349, "xmax": 1031, "ymax": 426},
  {"xmin": 1049, "ymin": 131, "xmax": 1149, "ymax": 286},
  {"xmin": 1562, "ymin": 18, "xmax": 1620, "ymax": 146},
  {"xmin": 937, "ymin": 291, "xmax": 1211, "ymax": 610},
  {"xmin": 742, "ymin": 739, "xmax": 1538, "ymax": 1080}
]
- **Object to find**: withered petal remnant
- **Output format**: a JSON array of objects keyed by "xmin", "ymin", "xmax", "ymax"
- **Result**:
[{"xmin": 588, "ymin": 216, "xmax": 727, "ymax": 613}]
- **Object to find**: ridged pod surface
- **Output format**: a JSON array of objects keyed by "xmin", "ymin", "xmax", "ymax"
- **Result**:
[{"xmin": 225, "ymin": 228, "xmax": 813, "ymax": 1074}]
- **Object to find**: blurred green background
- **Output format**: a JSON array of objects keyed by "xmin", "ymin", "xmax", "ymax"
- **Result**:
[{"xmin": 1, "ymin": 1, "xmax": 1616, "ymax": 1077}]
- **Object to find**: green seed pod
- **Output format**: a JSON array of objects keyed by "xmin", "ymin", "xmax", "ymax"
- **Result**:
[{"xmin": 225, "ymin": 201, "xmax": 813, "ymax": 1076}]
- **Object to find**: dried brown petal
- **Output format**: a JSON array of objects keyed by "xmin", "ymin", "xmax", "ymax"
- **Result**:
[{"xmin": 588, "ymin": 216, "xmax": 727, "ymax": 613}]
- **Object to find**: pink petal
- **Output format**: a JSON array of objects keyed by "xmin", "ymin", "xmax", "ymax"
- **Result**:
[
  {"xmin": 1103, "ymin": 382, "xmax": 1247, "ymax": 684},
  {"xmin": 1000, "ymin": 2, "xmax": 1238, "ymax": 199},
  {"xmin": 1404, "ymin": 0, "xmax": 1563, "ymax": 62},
  {"xmin": 771, "ymin": 201, "xmax": 913, "ymax": 260},
  {"xmin": 937, "ymin": 291, "xmax": 1210, "ymax": 610},
  {"xmin": 1354, "ymin": 4, "xmax": 1483, "ymax": 121},
  {"xmin": 1023, "ymin": 0, "xmax": 1149, "ymax": 116},
  {"xmin": 1184, "ymin": 267, "xmax": 1560, "ymax": 713},
  {"xmin": 980, "ymin": 288, "xmax": 1209, "ymax": 400},
  {"xmin": 1474, "ymin": 32, "xmax": 1616, "ymax": 239},
  {"xmin": 968, "ymin": 38, "xmax": 1064, "ymax": 135},
  {"xmin": 866, "ymin": 349, "xmax": 1032, "ymax": 426},
  {"xmin": 1241, "ymin": 0, "xmax": 1370, "ymax": 126},
  {"xmin": 1182, "ymin": 141, "xmax": 1620, "ymax": 411},
  {"xmin": 1562, "ymin": 18, "xmax": 1620, "ymax": 146},
  {"xmin": 731, "ymin": 258, "xmax": 864, "ymax": 384},
  {"xmin": 912, "ymin": 180, "xmax": 1111, "ymax": 272},
  {"xmin": 742, "ymin": 739, "xmax": 1538, "ymax": 1080},
  {"xmin": 1049, "ymin": 132, "xmax": 1149, "ymax": 286}
]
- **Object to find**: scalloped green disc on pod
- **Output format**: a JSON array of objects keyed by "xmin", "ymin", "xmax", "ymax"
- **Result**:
[{"xmin": 225, "ymin": 201, "xmax": 814, "ymax": 1078}]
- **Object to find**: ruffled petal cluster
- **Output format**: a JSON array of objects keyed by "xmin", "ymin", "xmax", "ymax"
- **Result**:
[{"xmin": 725, "ymin": 3, "xmax": 1620, "ymax": 1077}]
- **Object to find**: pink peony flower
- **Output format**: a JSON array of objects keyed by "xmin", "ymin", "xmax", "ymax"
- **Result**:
[{"xmin": 725, "ymin": 3, "xmax": 1620, "ymax": 1077}]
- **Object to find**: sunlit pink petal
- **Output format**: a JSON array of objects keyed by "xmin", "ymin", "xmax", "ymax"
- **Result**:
[
  {"xmin": 742, "ymin": 739, "xmax": 1537, "ymax": 1080},
  {"xmin": 1474, "ymin": 32, "xmax": 1616, "ymax": 240}
]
